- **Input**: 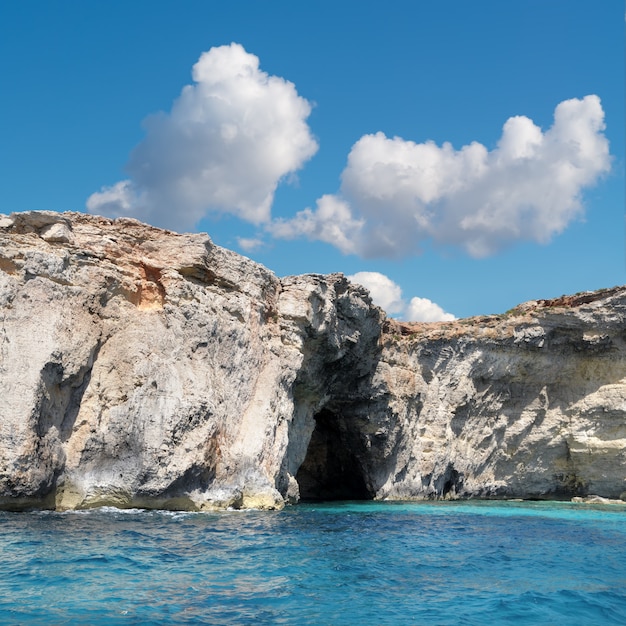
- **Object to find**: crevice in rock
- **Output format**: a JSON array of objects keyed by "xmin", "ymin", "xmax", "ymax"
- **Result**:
[
  {"xmin": 158, "ymin": 463, "xmax": 216, "ymax": 500},
  {"xmin": 29, "ymin": 339, "xmax": 104, "ymax": 500},
  {"xmin": 295, "ymin": 409, "xmax": 372, "ymax": 501},
  {"xmin": 37, "ymin": 339, "xmax": 103, "ymax": 443},
  {"xmin": 178, "ymin": 265, "xmax": 240, "ymax": 293},
  {"xmin": 434, "ymin": 463, "xmax": 464, "ymax": 498}
]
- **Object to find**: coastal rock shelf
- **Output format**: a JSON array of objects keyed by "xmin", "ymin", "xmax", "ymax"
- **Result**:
[{"xmin": 1, "ymin": 211, "xmax": 625, "ymax": 510}]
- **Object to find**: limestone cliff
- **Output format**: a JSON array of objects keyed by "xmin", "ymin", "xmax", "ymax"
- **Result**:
[{"xmin": 0, "ymin": 211, "xmax": 624, "ymax": 510}]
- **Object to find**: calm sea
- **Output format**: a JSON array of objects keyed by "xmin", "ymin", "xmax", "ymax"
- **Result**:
[{"xmin": 1, "ymin": 501, "xmax": 625, "ymax": 625}]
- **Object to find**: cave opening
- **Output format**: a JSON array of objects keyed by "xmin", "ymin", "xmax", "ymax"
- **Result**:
[{"xmin": 295, "ymin": 408, "xmax": 372, "ymax": 502}]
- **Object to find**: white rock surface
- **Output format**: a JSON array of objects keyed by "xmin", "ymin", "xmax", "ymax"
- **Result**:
[
  {"xmin": 0, "ymin": 211, "xmax": 624, "ymax": 510},
  {"xmin": 371, "ymin": 296, "xmax": 626, "ymax": 501}
]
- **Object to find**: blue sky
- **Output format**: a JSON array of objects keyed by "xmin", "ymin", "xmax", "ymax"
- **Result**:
[{"xmin": 1, "ymin": 1, "xmax": 623, "ymax": 319}]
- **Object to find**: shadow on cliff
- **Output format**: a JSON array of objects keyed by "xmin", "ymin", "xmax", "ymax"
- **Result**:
[
  {"xmin": 4, "ymin": 339, "xmax": 104, "ymax": 507},
  {"xmin": 295, "ymin": 408, "xmax": 371, "ymax": 501},
  {"xmin": 278, "ymin": 277, "xmax": 397, "ymax": 503}
]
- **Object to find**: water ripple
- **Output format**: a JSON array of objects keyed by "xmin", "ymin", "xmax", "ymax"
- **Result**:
[{"xmin": 0, "ymin": 501, "xmax": 625, "ymax": 624}]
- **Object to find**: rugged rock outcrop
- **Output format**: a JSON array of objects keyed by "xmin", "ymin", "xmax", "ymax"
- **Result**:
[
  {"xmin": 371, "ymin": 294, "xmax": 626, "ymax": 501},
  {"xmin": 0, "ymin": 211, "xmax": 624, "ymax": 510}
]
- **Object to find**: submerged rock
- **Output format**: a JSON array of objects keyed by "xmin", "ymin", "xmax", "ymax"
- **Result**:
[{"xmin": 0, "ymin": 211, "xmax": 624, "ymax": 510}]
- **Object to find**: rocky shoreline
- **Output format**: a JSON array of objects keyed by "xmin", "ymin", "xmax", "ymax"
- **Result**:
[{"xmin": 1, "ymin": 211, "xmax": 624, "ymax": 510}]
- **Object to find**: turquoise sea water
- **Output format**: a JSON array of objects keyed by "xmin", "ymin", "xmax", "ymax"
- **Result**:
[{"xmin": 1, "ymin": 501, "xmax": 625, "ymax": 625}]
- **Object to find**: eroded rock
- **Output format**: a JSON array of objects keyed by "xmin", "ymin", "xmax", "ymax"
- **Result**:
[{"xmin": 0, "ymin": 211, "xmax": 624, "ymax": 510}]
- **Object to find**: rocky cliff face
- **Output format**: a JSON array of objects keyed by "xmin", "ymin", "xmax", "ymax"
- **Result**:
[{"xmin": 0, "ymin": 211, "xmax": 624, "ymax": 510}]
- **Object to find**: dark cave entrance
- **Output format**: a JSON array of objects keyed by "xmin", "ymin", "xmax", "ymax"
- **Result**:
[{"xmin": 295, "ymin": 409, "xmax": 372, "ymax": 501}]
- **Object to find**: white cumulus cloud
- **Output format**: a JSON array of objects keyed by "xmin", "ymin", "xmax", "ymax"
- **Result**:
[
  {"xmin": 405, "ymin": 297, "xmax": 456, "ymax": 323},
  {"xmin": 87, "ymin": 43, "xmax": 318, "ymax": 231},
  {"xmin": 347, "ymin": 271, "xmax": 455, "ymax": 322},
  {"xmin": 347, "ymin": 271, "xmax": 405, "ymax": 314},
  {"xmin": 270, "ymin": 194, "xmax": 364, "ymax": 255},
  {"xmin": 274, "ymin": 95, "xmax": 610, "ymax": 258}
]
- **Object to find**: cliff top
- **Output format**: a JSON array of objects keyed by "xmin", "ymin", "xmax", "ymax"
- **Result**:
[{"xmin": 2, "ymin": 210, "xmax": 623, "ymax": 342}]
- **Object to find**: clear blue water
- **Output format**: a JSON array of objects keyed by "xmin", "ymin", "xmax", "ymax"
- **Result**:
[{"xmin": 1, "ymin": 501, "xmax": 625, "ymax": 625}]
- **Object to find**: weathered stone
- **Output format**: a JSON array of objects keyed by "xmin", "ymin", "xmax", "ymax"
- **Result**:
[
  {"xmin": 39, "ymin": 222, "xmax": 74, "ymax": 244},
  {"xmin": 371, "ymin": 292, "xmax": 626, "ymax": 501},
  {"xmin": 0, "ymin": 211, "xmax": 624, "ymax": 510}
]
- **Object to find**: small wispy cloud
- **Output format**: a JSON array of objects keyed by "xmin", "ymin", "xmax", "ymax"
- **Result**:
[
  {"xmin": 347, "ymin": 271, "xmax": 455, "ymax": 322},
  {"xmin": 273, "ymin": 95, "xmax": 611, "ymax": 258},
  {"xmin": 236, "ymin": 236, "xmax": 265, "ymax": 253},
  {"xmin": 87, "ymin": 43, "xmax": 318, "ymax": 231}
]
